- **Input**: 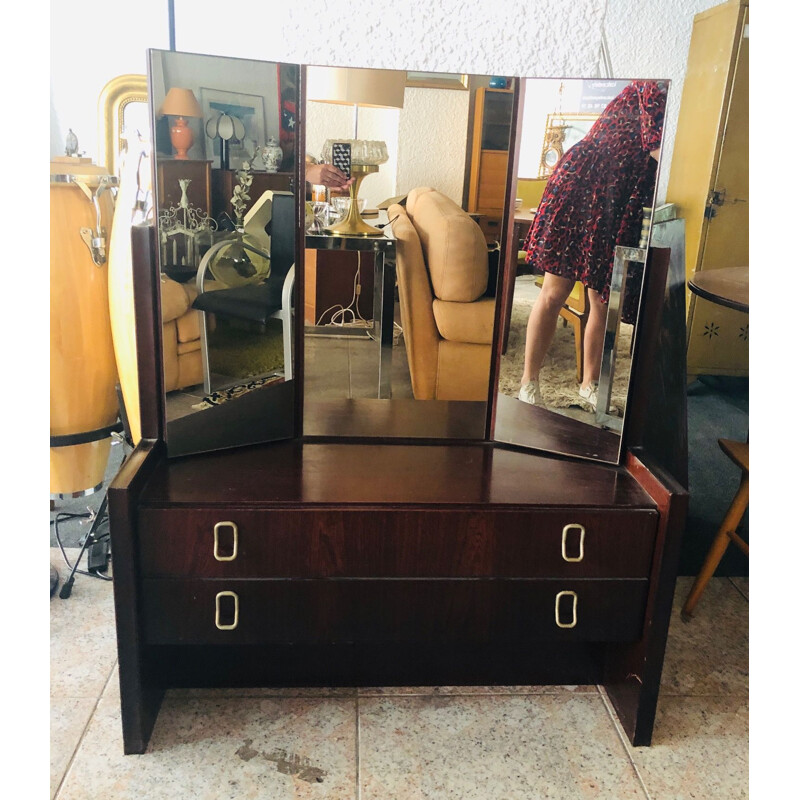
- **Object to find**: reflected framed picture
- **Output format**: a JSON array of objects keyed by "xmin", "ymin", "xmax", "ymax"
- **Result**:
[
  {"xmin": 200, "ymin": 87, "xmax": 266, "ymax": 170},
  {"xmin": 405, "ymin": 72, "xmax": 469, "ymax": 90}
]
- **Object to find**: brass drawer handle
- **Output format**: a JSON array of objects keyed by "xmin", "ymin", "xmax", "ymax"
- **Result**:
[
  {"xmin": 213, "ymin": 521, "xmax": 239, "ymax": 561},
  {"xmin": 215, "ymin": 591, "xmax": 239, "ymax": 630},
  {"xmin": 555, "ymin": 590, "xmax": 578, "ymax": 629},
  {"xmin": 561, "ymin": 524, "xmax": 585, "ymax": 562}
]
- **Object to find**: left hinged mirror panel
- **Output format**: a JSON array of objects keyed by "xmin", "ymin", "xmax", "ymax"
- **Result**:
[{"xmin": 147, "ymin": 48, "xmax": 300, "ymax": 457}]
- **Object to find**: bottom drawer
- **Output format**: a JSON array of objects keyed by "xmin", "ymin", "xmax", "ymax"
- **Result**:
[{"xmin": 142, "ymin": 578, "xmax": 648, "ymax": 645}]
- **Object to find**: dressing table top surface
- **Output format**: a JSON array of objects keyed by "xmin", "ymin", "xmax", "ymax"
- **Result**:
[{"xmin": 136, "ymin": 440, "xmax": 657, "ymax": 509}]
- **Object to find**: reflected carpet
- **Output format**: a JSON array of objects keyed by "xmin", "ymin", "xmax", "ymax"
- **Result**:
[{"xmin": 498, "ymin": 298, "xmax": 633, "ymax": 413}]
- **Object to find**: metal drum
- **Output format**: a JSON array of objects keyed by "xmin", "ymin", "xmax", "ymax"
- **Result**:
[{"xmin": 50, "ymin": 159, "xmax": 119, "ymax": 498}]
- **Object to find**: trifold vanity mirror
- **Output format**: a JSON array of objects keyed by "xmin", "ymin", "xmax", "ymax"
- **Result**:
[
  {"xmin": 148, "ymin": 49, "xmax": 301, "ymax": 456},
  {"xmin": 148, "ymin": 48, "xmax": 667, "ymax": 466}
]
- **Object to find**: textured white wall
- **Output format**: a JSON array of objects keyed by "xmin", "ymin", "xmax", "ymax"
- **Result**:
[
  {"xmin": 396, "ymin": 87, "xmax": 471, "ymax": 204},
  {"xmin": 603, "ymin": 0, "xmax": 723, "ymax": 200},
  {"xmin": 51, "ymin": 0, "xmax": 727, "ymax": 203},
  {"xmin": 172, "ymin": 0, "xmax": 605, "ymax": 78}
]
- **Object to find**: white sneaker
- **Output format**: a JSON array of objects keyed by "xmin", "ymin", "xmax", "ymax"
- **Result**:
[
  {"xmin": 578, "ymin": 382, "xmax": 618, "ymax": 415},
  {"xmin": 519, "ymin": 380, "xmax": 545, "ymax": 406}
]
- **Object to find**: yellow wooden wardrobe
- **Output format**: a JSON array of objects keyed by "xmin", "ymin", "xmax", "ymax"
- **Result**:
[{"xmin": 667, "ymin": 0, "xmax": 748, "ymax": 378}]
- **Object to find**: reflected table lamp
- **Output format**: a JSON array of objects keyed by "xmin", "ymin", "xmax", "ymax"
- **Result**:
[
  {"xmin": 205, "ymin": 111, "xmax": 246, "ymax": 171},
  {"xmin": 159, "ymin": 87, "xmax": 203, "ymax": 160},
  {"xmin": 307, "ymin": 66, "xmax": 405, "ymax": 237}
]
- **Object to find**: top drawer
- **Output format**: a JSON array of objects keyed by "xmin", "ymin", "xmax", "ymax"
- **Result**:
[{"xmin": 137, "ymin": 507, "xmax": 658, "ymax": 579}]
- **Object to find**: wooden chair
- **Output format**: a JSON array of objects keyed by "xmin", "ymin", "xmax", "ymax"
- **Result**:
[{"xmin": 681, "ymin": 438, "xmax": 749, "ymax": 620}]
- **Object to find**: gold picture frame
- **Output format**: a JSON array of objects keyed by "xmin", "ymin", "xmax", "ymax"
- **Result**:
[
  {"xmin": 538, "ymin": 113, "xmax": 599, "ymax": 178},
  {"xmin": 97, "ymin": 73, "xmax": 148, "ymax": 177},
  {"xmin": 405, "ymin": 72, "xmax": 469, "ymax": 90}
]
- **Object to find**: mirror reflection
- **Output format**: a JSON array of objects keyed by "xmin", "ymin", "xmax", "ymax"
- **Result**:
[
  {"xmin": 302, "ymin": 67, "xmax": 513, "ymax": 439},
  {"xmin": 148, "ymin": 49, "xmax": 298, "ymax": 455},
  {"xmin": 495, "ymin": 78, "xmax": 667, "ymax": 463}
]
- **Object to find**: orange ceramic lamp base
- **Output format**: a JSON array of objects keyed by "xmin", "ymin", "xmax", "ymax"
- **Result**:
[{"xmin": 170, "ymin": 116, "xmax": 194, "ymax": 159}]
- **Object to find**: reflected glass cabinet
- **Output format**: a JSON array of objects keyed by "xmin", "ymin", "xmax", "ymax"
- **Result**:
[{"xmin": 108, "ymin": 52, "xmax": 689, "ymax": 755}]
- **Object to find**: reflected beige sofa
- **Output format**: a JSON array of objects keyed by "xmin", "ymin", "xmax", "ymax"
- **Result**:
[
  {"xmin": 389, "ymin": 187, "xmax": 495, "ymax": 401},
  {"xmin": 159, "ymin": 276, "xmax": 204, "ymax": 392}
]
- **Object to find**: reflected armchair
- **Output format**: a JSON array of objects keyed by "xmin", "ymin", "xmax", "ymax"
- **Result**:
[
  {"xmin": 390, "ymin": 187, "xmax": 495, "ymax": 401},
  {"xmin": 192, "ymin": 191, "xmax": 295, "ymax": 394}
]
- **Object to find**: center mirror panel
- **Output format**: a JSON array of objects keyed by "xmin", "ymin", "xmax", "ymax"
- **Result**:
[
  {"xmin": 148, "ymin": 49, "xmax": 301, "ymax": 457},
  {"xmin": 301, "ymin": 67, "xmax": 515, "ymax": 439},
  {"xmin": 493, "ymin": 77, "xmax": 668, "ymax": 464}
]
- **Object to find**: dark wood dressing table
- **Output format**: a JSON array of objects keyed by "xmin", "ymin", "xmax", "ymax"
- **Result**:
[
  {"xmin": 108, "ymin": 224, "xmax": 688, "ymax": 754},
  {"xmin": 108, "ymin": 55, "xmax": 688, "ymax": 757}
]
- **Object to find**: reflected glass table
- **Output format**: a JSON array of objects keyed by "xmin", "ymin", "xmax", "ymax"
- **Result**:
[{"xmin": 305, "ymin": 216, "xmax": 397, "ymax": 399}]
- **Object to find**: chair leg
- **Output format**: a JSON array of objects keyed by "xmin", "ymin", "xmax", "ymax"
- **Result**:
[
  {"xmin": 560, "ymin": 310, "xmax": 583, "ymax": 383},
  {"xmin": 681, "ymin": 471, "xmax": 749, "ymax": 620}
]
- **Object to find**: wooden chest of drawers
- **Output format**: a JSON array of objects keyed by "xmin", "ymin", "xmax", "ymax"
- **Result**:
[{"xmin": 110, "ymin": 440, "xmax": 684, "ymax": 754}]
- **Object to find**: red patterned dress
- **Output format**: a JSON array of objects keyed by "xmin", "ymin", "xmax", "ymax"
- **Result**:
[{"xmin": 523, "ymin": 80, "xmax": 666, "ymax": 321}]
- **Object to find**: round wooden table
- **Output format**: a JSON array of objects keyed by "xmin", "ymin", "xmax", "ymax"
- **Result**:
[
  {"xmin": 682, "ymin": 264, "xmax": 749, "ymax": 620},
  {"xmin": 688, "ymin": 265, "xmax": 748, "ymax": 313}
]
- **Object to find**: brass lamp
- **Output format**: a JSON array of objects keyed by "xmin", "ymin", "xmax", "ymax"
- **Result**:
[
  {"xmin": 159, "ymin": 87, "xmax": 203, "ymax": 159},
  {"xmin": 307, "ymin": 66, "xmax": 405, "ymax": 237}
]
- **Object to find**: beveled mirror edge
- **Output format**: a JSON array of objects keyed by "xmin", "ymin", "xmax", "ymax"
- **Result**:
[{"xmin": 486, "ymin": 76, "xmax": 527, "ymax": 441}]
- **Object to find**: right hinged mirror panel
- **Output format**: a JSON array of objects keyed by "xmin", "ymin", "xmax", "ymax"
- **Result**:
[{"xmin": 491, "ymin": 77, "xmax": 670, "ymax": 465}]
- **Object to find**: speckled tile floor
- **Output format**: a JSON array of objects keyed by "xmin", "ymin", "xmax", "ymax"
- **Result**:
[{"xmin": 50, "ymin": 549, "xmax": 748, "ymax": 800}]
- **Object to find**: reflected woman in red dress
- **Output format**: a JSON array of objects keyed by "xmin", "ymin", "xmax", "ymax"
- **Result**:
[{"xmin": 519, "ymin": 80, "xmax": 666, "ymax": 412}]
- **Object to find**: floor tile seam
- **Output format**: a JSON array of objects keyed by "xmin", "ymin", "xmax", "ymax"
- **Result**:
[
  {"xmin": 657, "ymin": 688, "xmax": 750, "ymax": 698},
  {"xmin": 355, "ymin": 692, "xmax": 362, "ymax": 800},
  {"xmin": 727, "ymin": 576, "xmax": 749, "ymax": 601},
  {"xmin": 53, "ymin": 659, "xmax": 118, "ymax": 800},
  {"xmin": 596, "ymin": 685, "xmax": 655, "ymax": 800},
  {"xmin": 355, "ymin": 687, "xmax": 600, "ymax": 698}
]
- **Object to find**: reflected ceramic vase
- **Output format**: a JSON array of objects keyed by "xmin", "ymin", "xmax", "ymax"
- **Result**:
[{"xmin": 261, "ymin": 137, "xmax": 283, "ymax": 173}]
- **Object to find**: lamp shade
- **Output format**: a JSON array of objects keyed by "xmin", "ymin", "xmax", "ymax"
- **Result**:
[
  {"xmin": 159, "ymin": 87, "xmax": 203, "ymax": 118},
  {"xmin": 307, "ymin": 67, "xmax": 405, "ymax": 109},
  {"xmin": 205, "ymin": 112, "xmax": 245, "ymax": 142}
]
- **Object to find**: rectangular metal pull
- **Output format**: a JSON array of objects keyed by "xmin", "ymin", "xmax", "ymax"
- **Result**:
[
  {"xmin": 215, "ymin": 591, "xmax": 239, "ymax": 630},
  {"xmin": 213, "ymin": 521, "xmax": 239, "ymax": 561},
  {"xmin": 555, "ymin": 590, "xmax": 578, "ymax": 629},
  {"xmin": 561, "ymin": 524, "xmax": 585, "ymax": 562}
]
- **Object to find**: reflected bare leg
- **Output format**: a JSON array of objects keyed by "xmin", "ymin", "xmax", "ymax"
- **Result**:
[
  {"xmin": 581, "ymin": 288, "xmax": 608, "ymax": 390},
  {"xmin": 520, "ymin": 272, "xmax": 575, "ymax": 386}
]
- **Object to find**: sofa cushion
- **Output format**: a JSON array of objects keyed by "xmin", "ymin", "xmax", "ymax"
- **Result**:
[
  {"xmin": 432, "ymin": 296, "xmax": 495, "ymax": 345},
  {"xmin": 406, "ymin": 188, "xmax": 488, "ymax": 303},
  {"xmin": 160, "ymin": 276, "xmax": 191, "ymax": 323},
  {"xmin": 389, "ymin": 204, "xmax": 441, "ymax": 400}
]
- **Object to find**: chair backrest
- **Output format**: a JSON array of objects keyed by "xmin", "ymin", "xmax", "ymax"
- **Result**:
[{"xmin": 245, "ymin": 190, "xmax": 295, "ymax": 283}]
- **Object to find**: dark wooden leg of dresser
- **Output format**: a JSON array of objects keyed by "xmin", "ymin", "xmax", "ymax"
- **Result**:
[
  {"xmin": 603, "ymin": 452, "xmax": 688, "ymax": 746},
  {"xmin": 108, "ymin": 442, "xmax": 165, "ymax": 754}
]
